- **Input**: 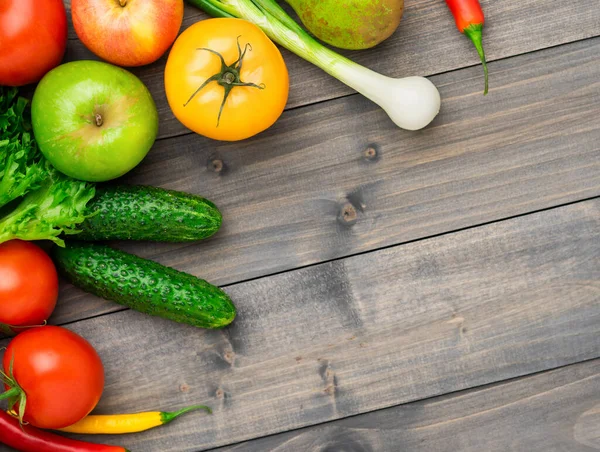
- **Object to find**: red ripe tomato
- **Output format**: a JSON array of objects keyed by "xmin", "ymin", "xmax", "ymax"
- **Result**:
[
  {"xmin": 0, "ymin": 0, "xmax": 67, "ymax": 86},
  {"xmin": 0, "ymin": 241, "xmax": 58, "ymax": 333},
  {"xmin": 2, "ymin": 326, "xmax": 105, "ymax": 429}
]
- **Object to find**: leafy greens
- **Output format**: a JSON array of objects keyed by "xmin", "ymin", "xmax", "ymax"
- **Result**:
[
  {"xmin": 0, "ymin": 87, "xmax": 95, "ymax": 246},
  {"xmin": 0, "ymin": 87, "xmax": 46, "ymax": 208}
]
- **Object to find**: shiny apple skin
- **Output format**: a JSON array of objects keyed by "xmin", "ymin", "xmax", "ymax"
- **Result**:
[{"xmin": 72, "ymin": 0, "xmax": 184, "ymax": 67}]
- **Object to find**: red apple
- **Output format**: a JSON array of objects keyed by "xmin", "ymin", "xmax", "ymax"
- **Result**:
[{"xmin": 72, "ymin": 0, "xmax": 184, "ymax": 67}]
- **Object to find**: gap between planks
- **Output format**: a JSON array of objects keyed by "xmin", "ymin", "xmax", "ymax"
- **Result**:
[
  {"xmin": 154, "ymin": 32, "xmax": 600, "ymax": 146},
  {"xmin": 62, "ymin": 0, "xmax": 600, "ymax": 140},
  {"xmin": 210, "ymin": 358, "xmax": 600, "ymax": 452},
  {"xmin": 43, "ymin": 193, "xmax": 600, "ymax": 333},
  {"xmin": 2, "ymin": 196, "xmax": 598, "ymax": 450},
  {"xmin": 47, "ymin": 35, "xmax": 600, "ymax": 327}
]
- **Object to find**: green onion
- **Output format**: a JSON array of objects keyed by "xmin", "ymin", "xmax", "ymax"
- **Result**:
[{"xmin": 186, "ymin": 0, "xmax": 441, "ymax": 131}]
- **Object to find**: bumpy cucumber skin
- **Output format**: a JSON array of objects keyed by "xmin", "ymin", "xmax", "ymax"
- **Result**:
[
  {"xmin": 77, "ymin": 185, "xmax": 222, "ymax": 242},
  {"xmin": 53, "ymin": 242, "xmax": 236, "ymax": 329}
]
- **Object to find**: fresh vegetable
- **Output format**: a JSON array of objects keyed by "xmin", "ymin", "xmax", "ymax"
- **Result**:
[
  {"xmin": 0, "ymin": 240, "xmax": 58, "ymax": 335},
  {"xmin": 72, "ymin": 0, "xmax": 184, "ymax": 67},
  {"xmin": 57, "ymin": 405, "xmax": 212, "ymax": 434},
  {"xmin": 0, "ymin": 88, "xmax": 96, "ymax": 246},
  {"xmin": 1, "ymin": 182, "xmax": 222, "ymax": 245},
  {"xmin": 0, "ymin": 87, "xmax": 95, "ymax": 246},
  {"xmin": 0, "ymin": 87, "xmax": 46, "ymax": 208},
  {"xmin": 285, "ymin": 0, "xmax": 404, "ymax": 50},
  {"xmin": 31, "ymin": 60, "xmax": 159, "ymax": 182},
  {"xmin": 185, "ymin": 0, "xmax": 440, "ymax": 131},
  {"xmin": 1, "ymin": 89, "xmax": 219, "ymax": 243},
  {"xmin": 0, "ymin": 164, "xmax": 95, "ymax": 246},
  {"xmin": 0, "ymin": 0, "xmax": 67, "ymax": 86},
  {"xmin": 165, "ymin": 18, "xmax": 289, "ymax": 141},
  {"xmin": 78, "ymin": 185, "xmax": 222, "ymax": 242},
  {"xmin": 1, "ymin": 326, "xmax": 105, "ymax": 429},
  {"xmin": 0, "ymin": 411, "xmax": 128, "ymax": 452},
  {"xmin": 52, "ymin": 242, "xmax": 236, "ymax": 329},
  {"xmin": 445, "ymin": 0, "xmax": 489, "ymax": 95}
]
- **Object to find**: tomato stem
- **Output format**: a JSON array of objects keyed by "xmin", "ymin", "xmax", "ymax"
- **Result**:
[
  {"xmin": 183, "ymin": 36, "xmax": 265, "ymax": 126},
  {"xmin": 0, "ymin": 320, "xmax": 47, "ymax": 336},
  {"xmin": 0, "ymin": 355, "xmax": 27, "ymax": 425},
  {"xmin": 0, "ymin": 322, "xmax": 13, "ymax": 335},
  {"xmin": 222, "ymin": 72, "xmax": 236, "ymax": 84},
  {"xmin": 0, "ymin": 387, "xmax": 20, "ymax": 402}
]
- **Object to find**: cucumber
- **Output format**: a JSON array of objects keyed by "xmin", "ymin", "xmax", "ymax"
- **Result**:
[
  {"xmin": 77, "ymin": 185, "xmax": 222, "ymax": 242},
  {"xmin": 52, "ymin": 242, "xmax": 236, "ymax": 329}
]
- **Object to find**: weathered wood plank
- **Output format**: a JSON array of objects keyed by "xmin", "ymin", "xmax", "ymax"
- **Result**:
[
  {"xmin": 50, "ymin": 37, "xmax": 600, "ymax": 326},
  {"xmin": 3, "ymin": 198, "xmax": 598, "ymax": 451},
  {"xmin": 215, "ymin": 359, "xmax": 600, "ymax": 452},
  {"xmin": 62, "ymin": 0, "xmax": 600, "ymax": 139}
]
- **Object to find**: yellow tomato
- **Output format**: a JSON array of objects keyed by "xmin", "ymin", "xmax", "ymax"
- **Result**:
[{"xmin": 165, "ymin": 18, "xmax": 289, "ymax": 141}]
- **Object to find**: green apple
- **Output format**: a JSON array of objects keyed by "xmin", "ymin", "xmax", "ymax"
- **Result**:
[{"xmin": 31, "ymin": 60, "xmax": 158, "ymax": 182}]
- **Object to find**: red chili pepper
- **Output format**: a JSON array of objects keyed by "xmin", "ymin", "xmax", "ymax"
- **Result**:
[
  {"xmin": 0, "ymin": 411, "xmax": 129, "ymax": 452},
  {"xmin": 445, "ymin": 0, "xmax": 489, "ymax": 94}
]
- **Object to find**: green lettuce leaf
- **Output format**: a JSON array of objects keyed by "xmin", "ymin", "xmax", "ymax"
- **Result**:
[
  {"xmin": 0, "ymin": 87, "xmax": 47, "ymax": 208},
  {"xmin": 0, "ymin": 87, "xmax": 96, "ymax": 246},
  {"xmin": 0, "ymin": 164, "xmax": 96, "ymax": 246}
]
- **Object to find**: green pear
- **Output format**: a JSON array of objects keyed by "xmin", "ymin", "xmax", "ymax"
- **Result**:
[{"xmin": 286, "ymin": 0, "xmax": 404, "ymax": 50}]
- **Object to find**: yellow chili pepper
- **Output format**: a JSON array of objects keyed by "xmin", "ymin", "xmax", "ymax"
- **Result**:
[{"xmin": 54, "ymin": 405, "xmax": 211, "ymax": 435}]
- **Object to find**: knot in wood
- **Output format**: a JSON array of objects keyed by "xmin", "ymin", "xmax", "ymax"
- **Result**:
[
  {"xmin": 363, "ymin": 144, "xmax": 380, "ymax": 162},
  {"xmin": 364, "ymin": 146, "xmax": 377, "ymax": 159},
  {"xmin": 323, "ymin": 385, "xmax": 336, "ymax": 395},
  {"xmin": 224, "ymin": 350, "xmax": 235, "ymax": 364},
  {"xmin": 209, "ymin": 159, "xmax": 224, "ymax": 173},
  {"xmin": 339, "ymin": 203, "xmax": 358, "ymax": 225}
]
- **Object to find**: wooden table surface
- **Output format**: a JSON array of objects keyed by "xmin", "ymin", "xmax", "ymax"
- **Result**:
[{"xmin": 2, "ymin": 0, "xmax": 600, "ymax": 451}]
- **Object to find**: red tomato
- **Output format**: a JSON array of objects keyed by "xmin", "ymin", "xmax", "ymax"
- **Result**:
[
  {"xmin": 0, "ymin": 241, "xmax": 58, "ymax": 332},
  {"xmin": 2, "ymin": 326, "xmax": 105, "ymax": 429},
  {"xmin": 0, "ymin": 0, "xmax": 67, "ymax": 86}
]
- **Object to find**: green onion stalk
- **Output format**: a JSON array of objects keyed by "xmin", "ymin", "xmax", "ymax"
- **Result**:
[{"xmin": 186, "ymin": 0, "xmax": 441, "ymax": 131}]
